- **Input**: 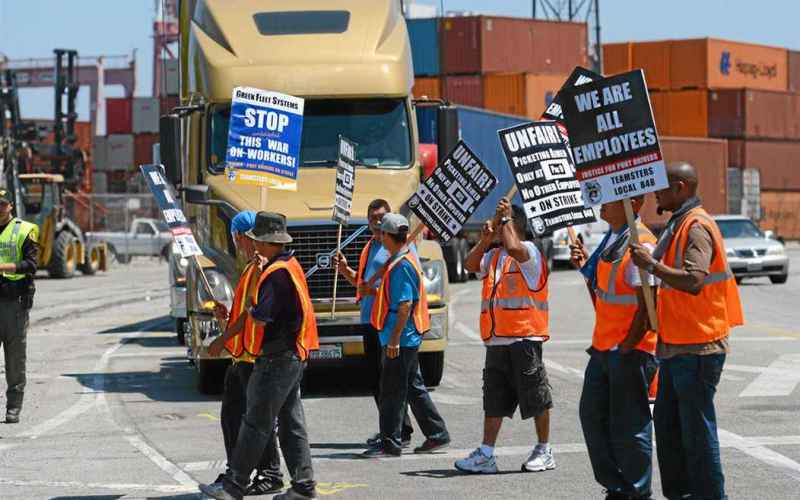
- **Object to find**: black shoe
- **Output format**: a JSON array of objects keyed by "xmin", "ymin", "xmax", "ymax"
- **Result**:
[
  {"xmin": 199, "ymin": 481, "xmax": 241, "ymax": 500},
  {"xmin": 366, "ymin": 434, "xmax": 411, "ymax": 449},
  {"xmin": 604, "ymin": 492, "xmax": 631, "ymax": 500},
  {"xmin": 5, "ymin": 408, "xmax": 20, "ymax": 424},
  {"xmin": 414, "ymin": 437, "xmax": 450, "ymax": 454},
  {"xmin": 246, "ymin": 474, "xmax": 284, "ymax": 496},
  {"xmin": 360, "ymin": 443, "xmax": 402, "ymax": 458}
]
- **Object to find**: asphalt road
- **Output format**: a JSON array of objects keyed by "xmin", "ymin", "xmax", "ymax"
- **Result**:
[{"xmin": 2, "ymin": 250, "xmax": 800, "ymax": 500}]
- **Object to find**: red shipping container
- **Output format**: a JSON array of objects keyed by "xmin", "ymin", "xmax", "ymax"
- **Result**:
[
  {"xmin": 760, "ymin": 190, "xmax": 800, "ymax": 240},
  {"xmin": 106, "ymin": 97, "xmax": 132, "ymax": 134},
  {"xmin": 709, "ymin": 88, "xmax": 799, "ymax": 140},
  {"xmin": 442, "ymin": 75, "xmax": 483, "ymax": 108},
  {"xmin": 134, "ymin": 134, "xmax": 159, "ymax": 167},
  {"xmin": 727, "ymin": 139, "xmax": 800, "ymax": 190},
  {"xmin": 789, "ymin": 50, "xmax": 800, "ymax": 92},
  {"xmin": 441, "ymin": 16, "xmax": 587, "ymax": 75}
]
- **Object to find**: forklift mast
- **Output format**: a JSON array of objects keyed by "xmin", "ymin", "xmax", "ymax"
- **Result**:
[
  {"xmin": 0, "ymin": 69, "xmax": 23, "ymax": 140},
  {"xmin": 53, "ymin": 49, "xmax": 79, "ymax": 153}
]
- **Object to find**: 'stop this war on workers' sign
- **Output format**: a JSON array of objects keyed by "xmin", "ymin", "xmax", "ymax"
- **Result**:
[
  {"xmin": 559, "ymin": 70, "xmax": 668, "ymax": 205},
  {"xmin": 407, "ymin": 141, "xmax": 497, "ymax": 243},
  {"xmin": 224, "ymin": 86, "xmax": 305, "ymax": 190}
]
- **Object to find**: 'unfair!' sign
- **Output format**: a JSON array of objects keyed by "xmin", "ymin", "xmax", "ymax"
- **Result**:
[
  {"xmin": 560, "ymin": 70, "xmax": 667, "ymax": 205},
  {"xmin": 408, "ymin": 141, "xmax": 496, "ymax": 243},
  {"xmin": 225, "ymin": 87, "xmax": 304, "ymax": 190},
  {"xmin": 332, "ymin": 136, "xmax": 356, "ymax": 225},
  {"xmin": 140, "ymin": 164, "xmax": 202, "ymax": 258}
]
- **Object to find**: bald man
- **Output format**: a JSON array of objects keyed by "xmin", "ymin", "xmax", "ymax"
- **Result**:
[{"xmin": 628, "ymin": 162, "xmax": 743, "ymax": 500}]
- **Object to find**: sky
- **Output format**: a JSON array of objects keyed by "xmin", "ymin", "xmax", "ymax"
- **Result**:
[{"xmin": 1, "ymin": 0, "xmax": 798, "ymax": 123}]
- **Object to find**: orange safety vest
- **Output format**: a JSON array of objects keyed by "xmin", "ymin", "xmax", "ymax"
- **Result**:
[
  {"xmin": 479, "ymin": 247, "xmax": 549, "ymax": 341},
  {"xmin": 355, "ymin": 238, "xmax": 376, "ymax": 302},
  {"xmin": 657, "ymin": 207, "xmax": 744, "ymax": 344},
  {"xmin": 370, "ymin": 252, "xmax": 431, "ymax": 334},
  {"xmin": 224, "ymin": 261, "xmax": 261, "ymax": 359},
  {"xmin": 592, "ymin": 222, "xmax": 658, "ymax": 354},
  {"xmin": 251, "ymin": 256, "xmax": 319, "ymax": 361}
]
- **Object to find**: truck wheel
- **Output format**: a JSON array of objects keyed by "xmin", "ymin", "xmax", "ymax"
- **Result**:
[
  {"xmin": 196, "ymin": 359, "xmax": 228, "ymax": 395},
  {"xmin": 79, "ymin": 245, "xmax": 101, "ymax": 275},
  {"xmin": 175, "ymin": 318, "xmax": 187, "ymax": 345},
  {"xmin": 115, "ymin": 252, "xmax": 131, "ymax": 265},
  {"xmin": 419, "ymin": 351, "xmax": 444, "ymax": 387},
  {"xmin": 770, "ymin": 274, "xmax": 788, "ymax": 284},
  {"xmin": 49, "ymin": 231, "xmax": 78, "ymax": 279}
]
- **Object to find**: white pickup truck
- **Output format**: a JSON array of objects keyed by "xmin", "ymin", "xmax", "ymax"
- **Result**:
[{"xmin": 87, "ymin": 218, "xmax": 172, "ymax": 264}]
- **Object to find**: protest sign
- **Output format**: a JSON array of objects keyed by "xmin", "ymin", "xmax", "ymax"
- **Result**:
[
  {"xmin": 407, "ymin": 141, "xmax": 497, "ymax": 243},
  {"xmin": 140, "ymin": 164, "xmax": 202, "ymax": 258},
  {"xmin": 498, "ymin": 121, "xmax": 596, "ymax": 236},
  {"xmin": 332, "ymin": 136, "xmax": 357, "ymax": 225},
  {"xmin": 541, "ymin": 67, "xmax": 602, "ymax": 122},
  {"xmin": 559, "ymin": 70, "xmax": 668, "ymax": 206},
  {"xmin": 224, "ymin": 87, "xmax": 304, "ymax": 191}
]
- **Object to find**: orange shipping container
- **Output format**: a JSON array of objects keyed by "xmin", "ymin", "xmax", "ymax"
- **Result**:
[
  {"xmin": 602, "ymin": 42, "xmax": 633, "ymax": 76},
  {"xmin": 648, "ymin": 90, "xmax": 708, "ymax": 137},
  {"xmin": 633, "ymin": 41, "xmax": 671, "ymax": 89},
  {"xmin": 482, "ymin": 73, "xmax": 568, "ymax": 118},
  {"xmin": 760, "ymin": 190, "xmax": 800, "ymax": 240},
  {"xmin": 671, "ymin": 38, "xmax": 788, "ymax": 91},
  {"xmin": 789, "ymin": 50, "xmax": 800, "ymax": 92},
  {"xmin": 412, "ymin": 77, "xmax": 442, "ymax": 100}
]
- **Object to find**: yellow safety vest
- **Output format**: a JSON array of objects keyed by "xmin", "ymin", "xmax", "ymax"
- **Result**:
[{"xmin": 0, "ymin": 218, "xmax": 38, "ymax": 281}]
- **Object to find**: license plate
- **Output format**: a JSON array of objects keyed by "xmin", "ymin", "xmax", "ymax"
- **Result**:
[
  {"xmin": 310, "ymin": 344, "xmax": 343, "ymax": 360},
  {"xmin": 747, "ymin": 260, "xmax": 762, "ymax": 272}
]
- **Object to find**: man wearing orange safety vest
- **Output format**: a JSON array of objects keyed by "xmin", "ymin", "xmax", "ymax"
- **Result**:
[
  {"xmin": 455, "ymin": 198, "xmax": 554, "ymax": 474},
  {"xmin": 361, "ymin": 213, "xmax": 450, "ymax": 458},
  {"xmin": 201, "ymin": 212, "xmax": 319, "ymax": 500},
  {"xmin": 203, "ymin": 211, "xmax": 283, "ymax": 496},
  {"xmin": 570, "ymin": 195, "xmax": 658, "ymax": 500},
  {"xmin": 629, "ymin": 162, "xmax": 743, "ymax": 500}
]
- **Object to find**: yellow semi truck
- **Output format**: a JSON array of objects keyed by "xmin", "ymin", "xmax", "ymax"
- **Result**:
[{"xmin": 160, "ymin": 0, "xmax": 452, "ymax": 393}]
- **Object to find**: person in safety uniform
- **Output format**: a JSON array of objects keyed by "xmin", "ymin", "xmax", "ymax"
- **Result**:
[
  {"xmin": 202, "ymin": 211, "xmax": 283, "ymax": 495},
  {"xmin": 629, "ymin": 162, "xmax": 743, "ymax": 500},
  {"xmin": 200, "ymin": 212, "xmax": 319, "ymax": 500},
  {"xmin": 333, "ymin": 199, "xmax": 415, "ymax": 448},
  {"xmin": 570, "ymin": 195, "xmax": 658, "ymax": 500},
  {"xmin": 0, "ymin": 188, "xmax": 38, "ymax": 424},
  {"xmin": 361, "ymin": 213, "xmax": 450, "ymax": 458},
  {"xmin": 455, "ymin": 198, "xmax": 555, "ymax": 474}
]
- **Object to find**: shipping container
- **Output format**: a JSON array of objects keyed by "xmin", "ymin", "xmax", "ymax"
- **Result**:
[
  {"xmin": 163, "ymin": 59, "xmax": 180, "ymax": 96},
  {"xmin": 481, "ymin": 73, "xmax": 567, "ymax": 118},
  {"xmin": 407, "ymin": 18, "xmax": 440, "ymax": 76},
  {"xmin": 649, "ymin": 90, "xmax": 709, "ymax": 137},
  {"xmin": 709, "ymin": 89, "xmax": 799, "ymax": 140},
  {"xmin": 106, "ymin": 97, "xmax": 133, "ymax": 134},
  {"xmin": 634, "ymin": 41, "xmax": 671, "ymax": 89},
  {"xmin": 671, "ymin": 38, "xmax": 788, "ymax": 91},
  {"xmin": 760, "ymin": 190, "xmax": 800, "ymax": 240},
  {"xmin": 412, "ymin": 77, "xmax": 442, "ymax": 99},
  {"xmin": 727, "ymin": 167, "xmax": 743, "ymax": 214},
  {"xmin": 92, "ymin": 136, "xmax": 108, "ymax": 171},
  {"xmin": 134, "ymin": 133, "xmax": 159, "ymax": 166},
  {"xmin": 602, "ymin": 42, "xmax": 633, "ymax": 76},
  {"xmin": 132, "ymin": 97, "xmax": 160, "ymax": 133},
  {"xmin": 441, "ymin": 16, "xmax": 587, "ymax": 75},
  {"xmin": 160, "ymin": 95, "xmax": 179, "ymax": 115},
  {"xmin": 442, "ymin": 75, "xmax": 483, "ymax": 108},
  {"xmin": 789, "ymin": 50, "xmax": 800, "ymax": 93},
  {"xmin": 106, "ymin": 134, "xmax": 134, "ymax": 171},
  {"xmin": 92, "ymin": 172, "xmax": 108, "ymax": 194},
  {"xmin": 727, "ymin": 139, "xmax": 800, "ymax": 190},
  {"xmin": 639, "ymin": 136, "xmax": 728, "ymax": 227}
]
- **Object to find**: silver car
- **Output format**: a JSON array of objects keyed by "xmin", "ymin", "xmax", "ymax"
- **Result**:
[{"xmin": 714, "ymin": 215, "xmax": 789, "ymax": 284}]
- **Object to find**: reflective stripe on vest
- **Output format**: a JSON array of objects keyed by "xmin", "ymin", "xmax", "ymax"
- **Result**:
[
  {"xmin": 252, "ymin": 257, "xmax": 319, "ymax": 361},
  {"xmin": 657, "ymin": 208, "xmax": 744, "ymax": 344},
  {"xmin": 595, "ymin": 260, "xmax": 638, "ymax": 305},
  {"xmin": 479, "ymin": 247, "xmax": 549, "ymax": 341},
  {"xmin": 370, "ymin": 252, "xmax": 430, "ymax": 334}
]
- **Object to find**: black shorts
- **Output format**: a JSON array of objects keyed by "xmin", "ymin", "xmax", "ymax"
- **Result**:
[{"xmin": 483, "ymin": 340, "xmax": 553, "ymax": 420}]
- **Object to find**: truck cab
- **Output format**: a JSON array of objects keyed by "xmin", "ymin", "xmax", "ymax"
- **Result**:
[{"xmin": 161, "ymin": 0, "xmax": 450, "ymax": 393}]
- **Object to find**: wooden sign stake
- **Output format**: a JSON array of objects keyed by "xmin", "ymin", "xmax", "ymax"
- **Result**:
[
  {"xmin": 330, "ymin": 224, "xmax": 343, "ymax": 320},
  {"xmin": 623, "ymin": 198, "xmax": 658, "ymax": 331}
]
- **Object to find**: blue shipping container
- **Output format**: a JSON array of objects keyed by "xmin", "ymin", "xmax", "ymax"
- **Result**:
[
  {"xmin": 416, "ymin": 106, "xmax": 438, "ymax": 145},
  {"xmin": 407, "ymin": 18, "xmax": 440, "ymax": 77}
]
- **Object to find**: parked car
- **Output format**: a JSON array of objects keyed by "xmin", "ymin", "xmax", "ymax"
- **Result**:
[
  {"xmin": 714, "ymin": 215, "xmax": 789, "ymax": 284},
  {"xmin": 86, "ymin": 217, "xmax": 172, "ymax": 264}
]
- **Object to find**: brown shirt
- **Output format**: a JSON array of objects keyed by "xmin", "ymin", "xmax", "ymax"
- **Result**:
[{"xmin": 656, "ymin": 216, "xmax": 730, "ymax": 359}]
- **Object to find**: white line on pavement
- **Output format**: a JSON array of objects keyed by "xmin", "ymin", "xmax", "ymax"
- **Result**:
[
  {"xmin": 0, "ymin": 477, "xmax": 196, "ymax": 493},
  {"xmin": 736, "ymin": 355, "xmax": 800, "ymax": 397},
  {"xmin": 718, "ymin": 430, "xmax": 800, "ymax": 480},
  {"xmin": 125, "ymin": 435, "xmax": 198, "ymax": 488},
  {"xmin": 454, "ymin": 321, "xmax": 481, "ymax": 341}
]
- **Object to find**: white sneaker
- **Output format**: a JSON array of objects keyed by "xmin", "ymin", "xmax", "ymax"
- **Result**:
[
  {"xmin": 454, "ymin": 448, "xmax": 498, "ymax": 474},
  {"xmin": 522, "ymin": 444, "xmax": 556, "ymax": 472}
]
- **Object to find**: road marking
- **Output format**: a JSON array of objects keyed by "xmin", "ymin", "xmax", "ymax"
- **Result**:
[
  {"xmin": 0, "ymin": 478, "xmax": 195, "ymax": 493},
  {"xmin": 430, "ymin": 392, "xmax": 481, "ymax": 406},
  {"xmin": 317, "ymin": 481, "xmax": 369, "ymax": 495},
  {"xmin": 545, "ymin": 359, "xmax": 585, "ymax": 379},
  {"xmin": 718, "ymin": 429, "xmax": 800, "ymax": 481},
  {"xmin": 198, "ymin": 412, "xmax": 220, "ymax": 421},
  {"xmin": 454, "ymin": 321, "xmax": 481, "ymax": 341},
  {"xmin": 730, "ymin": 356, "xmax": 800, "ymax": 397},
  {"xmin": 110, "ymin": 349, "xmax": 185, "ymax": 358},
  {"xmin": 125, "ymin": 435, "xmax": 198, "ymax": 488}
]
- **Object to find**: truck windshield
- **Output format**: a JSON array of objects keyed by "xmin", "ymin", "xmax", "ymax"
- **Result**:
[{"xmin": 208, "ymin": 98, "xmax": 412, "ymax": 172}]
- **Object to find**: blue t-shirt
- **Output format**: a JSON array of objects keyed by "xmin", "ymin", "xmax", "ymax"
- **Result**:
[
  {"xmin": 359, "ymin": 239, "xmax": 389, "ymax": 324},
  {"xmin": 378, "ymin": 257, "xmax": 422, "ymax": 348}
]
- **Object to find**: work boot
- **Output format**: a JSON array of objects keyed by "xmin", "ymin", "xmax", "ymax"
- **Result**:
[
  {"xmin": 413, "ymin": 437, "xmax": 450, "ymax": 454},
  {"xmin": 246, "ymin": 474, "xmax": 284, "ymax": 496},
  {"xmin": 5, "ymin": 408, "xmax": 20, "ymax": 424}
]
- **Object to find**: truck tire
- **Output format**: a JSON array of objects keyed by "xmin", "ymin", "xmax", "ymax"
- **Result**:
[
  {"xmin": 419, "ymin": 351, "xmax": 444, "ymax": 387},
  {"xmin": 175, "ymin": 318, "xmax": 187, "ymax": 345},
  {"xmin": 196, "ymin": 359, "xmax": 228, "ymax": 395},
  {"xmin": 770, "ymin": 273, "xmax": 788, "ymax": 284},
  {"xmin": 48, "ymin": 231, "xmax": 78, "ymax": 279},
  {"xmin": 79, "ymin": 245, "xmax": 101, "ymax": 275}
]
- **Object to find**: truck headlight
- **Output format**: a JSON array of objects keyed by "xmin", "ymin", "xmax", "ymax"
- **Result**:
[
  {"xmin": 195, "ymin": 269, "xmax": 234, "ymax": 311},
  {"xmin": 767, "ymin": 246, "xmax": 785, "ymax": 256},
  {"xmin": 422, "ymin": 260, "xmax": 445, "ymax": 306}
]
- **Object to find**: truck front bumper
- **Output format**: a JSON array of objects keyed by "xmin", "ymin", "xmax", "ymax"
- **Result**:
[{"xmin": 170, "ymin": 285, "xmax": 187, "ymax": 319}]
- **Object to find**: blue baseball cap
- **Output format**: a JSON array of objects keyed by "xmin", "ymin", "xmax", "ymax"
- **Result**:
[{"xmin": 230, "ymin": 211, "xmax": 257, "ymax": 235}]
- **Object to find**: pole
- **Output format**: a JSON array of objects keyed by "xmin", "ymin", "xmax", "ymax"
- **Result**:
[
  {"xmin": 622, "ymin": 198, "xmax": 658, "ymax": 330},
  {"xmin": 330, "ymin": 223, "xmax": 343, "ymax": 319},
  {"xmin": 595, "ymin": 0, "xmax": 602, "ymax": 72}
]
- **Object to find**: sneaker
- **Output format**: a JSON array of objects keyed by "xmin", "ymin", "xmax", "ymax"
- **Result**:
[
  {"xmin": 414, "ymin": 437, "xmax": 450, "ymax": 454},
  {"xmin": 366, "ymin": 433, "xmax": 411, "ymax": 449},
  {"xmin": 273, "ymin": 488, "xmax": 317, "ymax": 499},
  {"xmin": 5, "ymin": 408, "xmax": 20, "ymax": 424},
  {"xmin": 454, "ymin": 448, "xmax": 498, "ymax": 474},
  {"xmin": 199, "ymin": 481, "xmax": 240, "ymax": 500},
  {"xmin": 360, "ymin": 442, "xmax": 402, "ymax": 458},
  {"xmin": 246, "ymin": 474, "xmax": 284, "ymax": 496},
  {"xmin": 522, "ymin": 444, "xmax": 556, "ymax": 472}
]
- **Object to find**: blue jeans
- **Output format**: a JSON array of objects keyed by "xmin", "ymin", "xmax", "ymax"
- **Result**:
[
  {"xmin": 654, "ymin": 354, "xmax": 727, "ymax": 500},
  {"xmin": 580, "ymin": 349, "xmax": 656, "ymax": 498}
]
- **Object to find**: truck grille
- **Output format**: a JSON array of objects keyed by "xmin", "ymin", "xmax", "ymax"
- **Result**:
[{"xmin": 288, "ymin": 224, "xmax": 372, "ymax": 301}]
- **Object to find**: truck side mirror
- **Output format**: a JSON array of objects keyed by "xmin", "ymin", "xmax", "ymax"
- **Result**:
[
  {"xmin": 159, "ymin": 114, "xmax": 182, "ymax": 186},
  {"xmin": 183, "ymin": 184, "xmax": 210, "ymax": 205},
  {"xmin": 437, "ymin": 105, "xmax": 459, "ymax": 158}
]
